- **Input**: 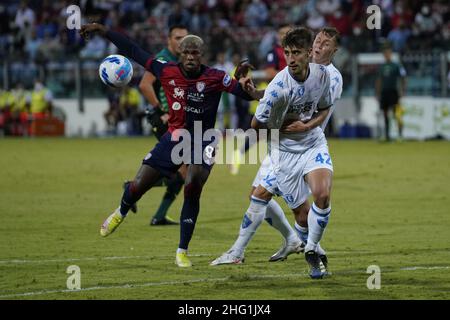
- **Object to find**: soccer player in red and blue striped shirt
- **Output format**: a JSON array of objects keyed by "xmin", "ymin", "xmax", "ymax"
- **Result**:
[{"xmin": 80, "ymin": 23, "xmax": 260, "ymax": 267}]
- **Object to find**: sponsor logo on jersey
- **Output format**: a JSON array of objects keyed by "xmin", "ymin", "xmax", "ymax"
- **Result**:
[
  {"xmin": 223, "ymin": 74, "xmax": 232, "ymax": 87},
  {"xmin": 172, "ymin": 102, "xmax": 181, "ymax": 111},
  {"xmin": 288, "ymin": 101, "xmax": 314, "ymax": 114},
  {"xmin": 156, "ymin": 58, "xmax": 167, "ymax": 64},
  {"xmin": 184, "ymin": 105, "xmax": 204, "ymax": 114},
  {"xmin": 173, "ymin": 87, "xmax": 185, "ymax": 99},
  {"xmin": 187, "ymin": 91, "xmax": 205, "ymax": 102},
  {"xmin": 196, "ymin": 81, "xmax": 205, "ymax": 92}
]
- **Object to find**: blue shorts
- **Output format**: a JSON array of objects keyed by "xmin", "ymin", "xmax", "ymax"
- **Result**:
[{"xmin": 142, "ymin": 132, "xmax": 216, "ymax": 178}]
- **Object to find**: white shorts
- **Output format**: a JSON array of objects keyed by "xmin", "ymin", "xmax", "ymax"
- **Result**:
[
  {"xmin": 260, "ymin": 141, "xmax": 333, "ymax": 209},
  {"xmin": 252, "ymin": 155, "xmax": 271, "ymax": 188}
]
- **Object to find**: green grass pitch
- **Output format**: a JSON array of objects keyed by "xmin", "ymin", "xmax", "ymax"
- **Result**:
[{"xmin": 0, "ymin": 137, "xmax": 449, "ymax": 299}]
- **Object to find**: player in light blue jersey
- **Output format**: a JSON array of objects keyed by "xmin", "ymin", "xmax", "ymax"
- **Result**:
[{"xmin": 212, "ymin": 27, "xmax": 342, "ymax": 279}]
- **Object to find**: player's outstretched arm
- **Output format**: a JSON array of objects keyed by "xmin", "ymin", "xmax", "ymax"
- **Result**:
[{"xmin": 80, "ymin": 23, "xmax": 152, "ymax": 67}]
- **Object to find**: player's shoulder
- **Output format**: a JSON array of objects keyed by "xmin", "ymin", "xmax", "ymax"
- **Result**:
[
  {"xmin": 309, "ymin": 63, "xmax": 330, "ymax": 82},
  {"xmin": 310, "ymin": 63, "xmax": 330, "ymax": 75},
  {"xmin": 203, "ymin": 65, "xmax": 233, "ymax": 86},
  {"xmin": 268, "ymin": 67, "xmax": 289, "ymax": 87},
  {"xmin": 266, "ymin": 68, "xmax": 290, "ymax": 98},
  {"xmin": 326, "ymin": 63, "xmax": 343, "ymax": 81}
]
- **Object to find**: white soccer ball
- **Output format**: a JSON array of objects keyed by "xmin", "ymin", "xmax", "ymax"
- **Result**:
[{"xmin": 99, "ymin": 54, "xmax": 133, "ymax": 88}]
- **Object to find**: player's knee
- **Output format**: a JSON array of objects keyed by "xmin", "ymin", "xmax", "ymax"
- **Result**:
[
  {"xmin": 252, "ymin": 186, "xmax": 272, "ymax": 201},
  {"xmin": 130, "ymin": 179, "xmax": 147, "ymax": 197},
  {"xmin": 184, "ymin": 181, "xmax": 203, "ymax": 199},
  {"xmin": 312, "ymin": 189, "xmax": 331, "ymax": 208}
]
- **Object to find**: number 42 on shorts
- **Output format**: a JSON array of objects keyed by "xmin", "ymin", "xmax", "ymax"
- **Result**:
[{"xmin": 315, "ymin": 152, "xmax": 332, "ymax": 165}]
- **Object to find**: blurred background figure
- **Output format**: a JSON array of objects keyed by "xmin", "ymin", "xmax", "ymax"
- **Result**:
[
  {"xmin": 213, "ymin": 51, "xmax": 235, "ymax": 133},
  {"xmin": 376, "ymin": 42, "xmax": 407, "ymax": 142},
  {"xmin": 29, "ymin": 78, "xmax": 53, "ymax": 119},
  {"xmin": 118, "ymin": 85, "xmax": 142, "ymax": 136}
]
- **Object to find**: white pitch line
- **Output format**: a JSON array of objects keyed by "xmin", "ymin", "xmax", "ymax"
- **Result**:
[
  {"xmin": 400, "ymin": 266, "xmax": 450, "ymax": 271},
  {"xmin": 0, "ymin": 254, "xmax": 211, "ymax": 265},
  {"xmin": 0, "ymin": 251, "xmax": 369, "ymax": 265},
  {"xmin": 0, "ymin": 266, "xmax": 449, "ymax": 299}
]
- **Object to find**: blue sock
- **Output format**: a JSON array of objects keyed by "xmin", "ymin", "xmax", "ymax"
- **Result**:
[
  {"xmin": 120, "ymin": 181, "xmax": 141, "ymax": 216},
  {"xmin": 178, "ymin": 197, "xmax": 199, "ymax": 250}
]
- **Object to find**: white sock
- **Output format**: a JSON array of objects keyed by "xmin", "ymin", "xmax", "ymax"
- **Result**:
[
  {"xmin": 177, "ymin": 248, "xmax": 187, "ymax": 254},
  {"xmin": 265, "ymin": 199, "xmax": 298, "ymax": 243},
  {"xmin": 230, "ymin": 196, "xmax": 269, "ymax": 256},
  {"xmin": 305, "ymin": 202, "xmax": 331, "ymax": 252},
  {"xmin": 294, "ymin": 222, "xmax": 327, "ymax": 254},
  {"xmin": 316, "ymin": 243, "xmax": 326, "ymax": 256},
  {"xmin": 294, "ymin": 222, "xmax": 308, "ymax": 244}
]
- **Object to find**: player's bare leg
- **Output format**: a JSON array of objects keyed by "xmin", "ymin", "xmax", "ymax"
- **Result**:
[
  {"xmin": 100, "ymin": 165, "xmax": 161, "ymax": 237},
  {"xmin": 303, "ymin": 168, "xmax": 332, "ymax": 278}
]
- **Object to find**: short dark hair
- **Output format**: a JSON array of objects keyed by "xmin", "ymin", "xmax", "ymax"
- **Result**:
[
  {"xmin": 319, "ymin": 27, "xmax": 341, "ymax": 46},
  {"xmin": 168, "ymin": 24, "xmax": 188, "ymax": 37},
  {"xmin": 278, "ymin": 23, "xmax": 292, "ymax": 31},
  {"xmin": 282, "ymin": 27, "xmax": 313, "ymax": 50}
]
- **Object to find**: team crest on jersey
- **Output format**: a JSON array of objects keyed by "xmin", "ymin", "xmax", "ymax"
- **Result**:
[
  {"xmin": 223, "ymin": 74, "xmax": 232, "ymax": 87},
  {"xmin": 196, "ymin": 81, "xmax": 205, "ymax": 92},
  {"xmin": 297, "ymin": 86, "xmax": 305, "ymax": 97},
  {"xmin": 172, "ymin": 102, "xmax": 181, "ymax": 111},
  {"xmin": 173, "ymin": 87, "xmax": 185, "ymax": 99},
  {"xmin": 169, "ymin": 80, "xmax": 176, "ymax": 86}
]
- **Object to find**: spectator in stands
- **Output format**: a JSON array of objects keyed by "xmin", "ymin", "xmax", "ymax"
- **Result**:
[
  {"xmin": 167, "ymin": 2, "xmax": 191, "ymax": 28},
  {"xmin": 316, "ymin": 0, "xmax": 341, "ymax": 16},
  {"xmin": 14, "ymin": 1, "xmax": 35, "ymax": 32},
  {"xmin": 25, "ymin": 29, "xmax": 42, "ymax": 61},
  {"xmin": 306, "ymin": 9, "xmax": 326, "ymax": 32},
  {"xmin": 79, "ymin": 34, "xmax": 107, "ymax": 59},
  {"xmin": 189, "ymin": 2, "xmax": 211, "ymax": 35},
  {"xmin": 244, "ymin": 0, "xmax": 269, "ymax": 28},
  {"xmin": 387, "ymin": 19, "xmax": 411, "ymax": 53}
]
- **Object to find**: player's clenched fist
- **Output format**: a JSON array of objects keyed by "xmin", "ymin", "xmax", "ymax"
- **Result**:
[
  {"xmin": 234, "ymin": 59, "xmax": 255, "ymax": 80},
  {"xmin": 79, "ymin": 23, "xmax": 107, "ymax": 40}
]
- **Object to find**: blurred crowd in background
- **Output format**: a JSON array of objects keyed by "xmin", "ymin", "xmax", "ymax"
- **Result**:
[
  {"xmin": 1, "ymin": 0, "xmax": 450, "ymax": 137},
  {"xmin": 1, "ymin": 0, "xmax": 449, "ymax": 64}
]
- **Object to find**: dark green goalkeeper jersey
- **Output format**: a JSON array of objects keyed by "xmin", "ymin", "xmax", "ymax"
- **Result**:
[{"xmin": 378, "ymin": 61, "xmax": 406, "ymax": 92}]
